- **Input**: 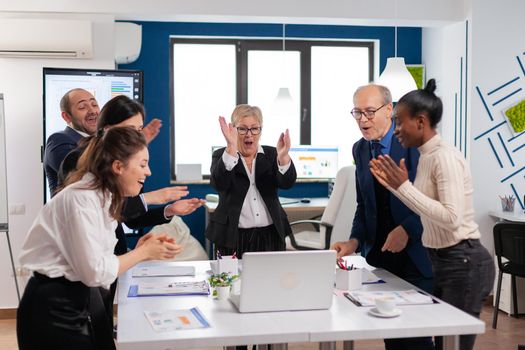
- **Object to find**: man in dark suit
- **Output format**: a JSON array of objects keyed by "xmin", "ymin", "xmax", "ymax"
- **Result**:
[
  {"xmin": 44, "ymin": 88, "xmax": 100, "ymax": 195},
  {"xmin": 332, "ymin": 84, "xmax": 433, "ymax": 350}
]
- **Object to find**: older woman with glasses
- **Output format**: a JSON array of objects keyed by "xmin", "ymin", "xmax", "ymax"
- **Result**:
[{"xmin": 206, "ymin": 104, "xmax": 297, "ymax": 258}]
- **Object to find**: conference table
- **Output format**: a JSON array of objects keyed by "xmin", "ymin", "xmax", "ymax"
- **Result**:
[{"xmin": 117, "ymin": 256, "xmax": 484, "ymax": 350}]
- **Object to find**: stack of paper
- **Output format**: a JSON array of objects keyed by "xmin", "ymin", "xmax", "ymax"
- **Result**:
[
  {"xmin": 129, "ymin": 280, "xmax": 210, "ymax": 297},
  {"xmin": 132, "ymin": 265, "xmax": 195, "ymax": 277},
  {"xmin": 345, "ymin": 289, "xmax": 435, "ymax": 307}
]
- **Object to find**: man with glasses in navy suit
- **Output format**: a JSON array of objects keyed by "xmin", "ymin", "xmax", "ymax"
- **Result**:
[{"xmin": 331, "ymin": 84, "xmax": 434, "ymax": 350}]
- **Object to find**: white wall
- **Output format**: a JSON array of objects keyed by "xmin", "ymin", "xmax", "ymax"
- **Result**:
[
  {"xmin": 468, "ymin": 0, "xmax": 525, "ymax": 253},
  {"xmin": 0, "ymin": 13, "xmax": 115, "ymax": 308},
  {"xmin": 423, "ymin": 0, "xmax": 525, "ymax": 254}
]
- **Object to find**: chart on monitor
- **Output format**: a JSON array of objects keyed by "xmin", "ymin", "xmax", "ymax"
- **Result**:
[
  {"xmin": 43, "ymin": 67, "xmax": 143, "ymax": 137},
  {"xmin": 289, "ymin": 146, "xmax": 338, "ymax": 179}
]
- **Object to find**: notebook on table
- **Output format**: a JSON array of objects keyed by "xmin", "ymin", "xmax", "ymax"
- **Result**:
[{"xmin": 230, "ymin": 250, "xmax": 336, "ymax": 313}]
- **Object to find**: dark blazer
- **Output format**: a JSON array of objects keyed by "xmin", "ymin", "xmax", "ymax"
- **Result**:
[
  {"xmin": 44, "ymin": 126, "xmax": 83, "ymax": 195},
  {"xmin": 350, "ymin": 136, "xmax": 433, "ymax": 278},
  {"xmin": 206, "ymin": 146, "xmax": 297, "ymax": 249}
]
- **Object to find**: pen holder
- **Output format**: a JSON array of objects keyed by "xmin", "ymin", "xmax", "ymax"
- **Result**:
[
  {"xmin": 336, "ymin": 268, "xmax": 362, "ymax": 291},
  {"xmin": 217, "ymin": 256, "xmax": 239, "ymax": 275},
  {"xmin": 500, "ymin": 196, "xmax": 516, "ymax": 212}
]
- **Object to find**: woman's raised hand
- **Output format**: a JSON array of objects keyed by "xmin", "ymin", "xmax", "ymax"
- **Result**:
[
  {"xmin": 276, "ymin": 128, "xmax": 291, "ymax": 165},
  {"xmin": 370, "ymin": 155, "xmax": 409, "ymax": 190},
  {"xmin": 219, "ymin": 116, "xmax": 238, "ymax": 156}
]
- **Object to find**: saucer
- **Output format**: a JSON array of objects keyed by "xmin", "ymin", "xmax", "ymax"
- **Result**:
[{"xmin": 368, "ymin": 307, "xmax": 402, "ymax": 318}]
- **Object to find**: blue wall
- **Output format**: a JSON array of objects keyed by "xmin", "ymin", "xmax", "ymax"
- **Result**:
[{"xmin": 119, "ymin": 22, "xmax": 422, "ymax": 247}]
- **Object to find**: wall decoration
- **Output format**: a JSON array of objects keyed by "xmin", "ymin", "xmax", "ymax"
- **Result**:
[
  {"xmin": 407, "ymin": 64, "xmax": 425, "ymax": 89},
  {"xmin": 473, "ymin": 54, "xmax": 525, "ymax": 209}
]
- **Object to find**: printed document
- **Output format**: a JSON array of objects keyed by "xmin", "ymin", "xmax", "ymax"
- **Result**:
[{"xmin": 144, "ymin": 307, "xmax": 210, "ymax": 332}]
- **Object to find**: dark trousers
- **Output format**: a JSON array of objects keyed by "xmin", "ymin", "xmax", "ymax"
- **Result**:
[
  {"xmin": 217, "ymin": 224, "xmax": 285, "ymax": 259},
  {"xmin": 429, "ymin": 239, "xmax": 495, "ymax": 350},
  {"xmin": 17, "ymin": 273, "xmax": 115, "ymax": 350},
  {"xmin": 367, "ymin": 249, "xmax": 435, "ymax": 350}
]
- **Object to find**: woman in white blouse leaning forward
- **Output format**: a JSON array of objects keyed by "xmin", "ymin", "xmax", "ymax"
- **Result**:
[
  {"xmin": 205, "ymin": 104, "xmax": 297, "ymax": 258},
  {"xmin": 369, "ymin": 79, "xmax": 494, "ymax": 350},
  {"xmin": 17, "ymin": 127, "xmax": 182, "ymax": 350}
]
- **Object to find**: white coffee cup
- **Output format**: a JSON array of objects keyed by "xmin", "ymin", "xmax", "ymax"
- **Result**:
[{"xmin": 375, "ymin": 297, "xmax": 396, "ymax": 314}]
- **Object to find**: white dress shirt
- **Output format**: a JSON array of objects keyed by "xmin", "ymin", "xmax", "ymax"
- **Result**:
[
  {"xmin": 19, "ymin": 173, "xmax": 120, "ymax": 289},
  {"xmin": 222, "ymin": 146, "xmax": 291, "ymax": 229}
]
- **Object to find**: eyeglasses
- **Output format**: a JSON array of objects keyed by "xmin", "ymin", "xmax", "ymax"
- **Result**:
[
  {"xmin": 350, "ymin": 104, "xmax": 387, "ymax": 120},
  {"xmin": 237, "ymin": 126, "xmax": 262, "ymax": 135}
]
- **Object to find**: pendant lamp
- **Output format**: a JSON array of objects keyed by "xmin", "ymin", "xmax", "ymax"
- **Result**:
[
  {"xmin": 273, "ymin": 24, "xmax": 294, "ymax": 113},
  {"xmin": 375, "ymin": 2, "xmax": 417, "ymax": 102}
]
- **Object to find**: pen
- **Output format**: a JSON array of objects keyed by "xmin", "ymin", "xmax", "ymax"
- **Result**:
[{"xmin": 343, "ymin": 292, "xmax": 362, "ymax": 306}]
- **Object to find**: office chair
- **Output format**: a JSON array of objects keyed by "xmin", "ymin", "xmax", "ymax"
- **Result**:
[
  {"xmin": 492, "ymin": 222, "xmax": 525, "ymax": 328},
  {"xmin": 286, "ymin": 165, "xmax": 357, "ymax": 250}
]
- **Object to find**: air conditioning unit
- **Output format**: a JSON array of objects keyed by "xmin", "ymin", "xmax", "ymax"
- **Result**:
[
  {"xmin": 115, "ymin": 22, "xmax": 142, "ymax": 64},
  {"xmin": 0, "ymin": 18, "xmax": 93, "ymax": 59}
]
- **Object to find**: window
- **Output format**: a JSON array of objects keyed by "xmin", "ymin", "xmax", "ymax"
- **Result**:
[{"xmin": 171, "ymin": 38, "xmax": 373, "ymax": 179}]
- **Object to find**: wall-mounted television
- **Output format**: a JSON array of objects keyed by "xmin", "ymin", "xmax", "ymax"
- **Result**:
[{"xmin": 42, "ymin": 67, "xmax": 144, "ymax": 201}]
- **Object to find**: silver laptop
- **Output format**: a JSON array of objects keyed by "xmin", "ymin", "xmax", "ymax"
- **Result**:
[{"xmin": 230, "ymin": 250, "xmax": 336, "ymax": 313}]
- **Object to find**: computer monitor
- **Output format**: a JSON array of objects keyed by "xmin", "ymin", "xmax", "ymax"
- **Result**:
[
  {"xmin": 289, "ymin": 146, "xmax": 338, "ymax": 179},
  {"xmin": 43, "ymin": 67, "xmax": 143, "ymax": 137},
  {"xmin": 43, "ymin": 67, "xmax": 143, "ymax": 201}
]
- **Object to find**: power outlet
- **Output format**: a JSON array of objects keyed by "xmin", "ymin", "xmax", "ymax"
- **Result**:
[{"xmin": 9, "ymin": 203, "xmax": 25, "ymax": 215}]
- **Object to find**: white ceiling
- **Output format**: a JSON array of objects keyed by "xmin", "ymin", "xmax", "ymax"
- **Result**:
[{"xmin": 0, "ymin": 0, "xmax": 466, "ymax": 26}]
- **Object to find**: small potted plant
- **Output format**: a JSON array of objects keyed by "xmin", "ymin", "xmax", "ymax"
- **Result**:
[{"xmin": 208, "ymin": 272, "xmax": 239, "ymax": 299}]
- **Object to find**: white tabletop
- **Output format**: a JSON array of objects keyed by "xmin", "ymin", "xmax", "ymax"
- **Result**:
[
  {"xmin": 489, "ymin": 210, "xmax": 525, "ymax": 222},
  {"xmin": 117, "ymin": 256, "xmax": 484, "ymax": 350}
]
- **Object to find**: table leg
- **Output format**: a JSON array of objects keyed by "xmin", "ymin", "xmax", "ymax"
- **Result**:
[
  {"xmin": 319, "ymin": 341, "xmax": 336, "ymax": 350},
  {"xmin": 443, "ymin": 335, "xmax": 459, "ymax": 350},
  {"xmin": 343, "ymin": 340, "xmax": 354, "ymax": 350},
  {"xmin": 205, "ymin": 209, "xmax": 213, "ymax": 259}
]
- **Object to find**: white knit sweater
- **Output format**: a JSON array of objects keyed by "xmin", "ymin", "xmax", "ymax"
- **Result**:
[{"xmin": 390, "ymin": 134, "xmax": 480, "ymax": 248}]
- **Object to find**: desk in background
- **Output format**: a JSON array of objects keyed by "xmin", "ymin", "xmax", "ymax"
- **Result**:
[
  {"xmin": 204, "ymin": 197, "xmax": 329, "ymax": 258},
  {"xmin": 117, "ymin": 257, "xmax": 484, "ymax": 350},
  {"xmin": 489, "ymin": 210, "xmax": 525, "ymax": 222},
  {"xmin": 488, "ymin": 210, "xmax": 525, "ymax": 315}
]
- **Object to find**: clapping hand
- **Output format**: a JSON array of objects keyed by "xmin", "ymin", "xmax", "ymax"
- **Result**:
[
  {"xmin": 143, "ymin": 186, "xmax": 189, "ymax": 205},
  {"xmin": 136, "ymin": 232, "xmax": 182, "ymax": 260},
  {"xmin": 276, "ymin": 128, "xmax": 291, "ymax": 165},
  {"xmin": 143, "ymin": 118, "xmax": 162, "ymax": 144},
  {"xmin": 219, "ymin": 116, "xmax": 238, "ymax": 156},
  {"xmin": 370, "ymin": 155, "xmax": 409, "ymax": 190},
  {"xmin": 165, "ymin": 198, "xmax": 206, "ymax": 217}
]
